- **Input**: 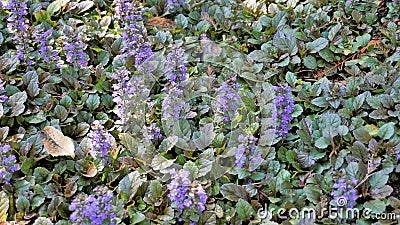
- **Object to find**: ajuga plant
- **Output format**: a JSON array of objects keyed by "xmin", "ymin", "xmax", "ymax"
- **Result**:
[
  {"xmin": 69, "ymin": 186, "xmax": 123, "ymax": 225},
  {"xmin": 167, "ymin": 169, "xmax": 207, "ymax": 224},
  {"xmin": 87, "ymin": 120, "xmax": 115, "ymax": 163},
  {"xmin": 272, "ymin": 85, "xmax": 294, "ymax": 138},
  {"xmin": 0, "ymin": 143, "xmax": 19, "ymax": 185},
  {"xmin": 32, "ymin": 25, "xmax": 61, "ymax": 68},
  {"xmin": 3, "ymin": 0, "xmax": 30, "ymax": 62}
]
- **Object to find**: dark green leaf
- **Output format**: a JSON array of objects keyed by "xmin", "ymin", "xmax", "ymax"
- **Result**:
[
  {"xmin": 118, "ymin": 171, "xmax": 144, "ymax": 203},
  {"xmin": 236, "ymin": 199, "xmax": 255, "ymax": 221},
  {"xmin": 220, "ymin": 184, "xmax": 250, "ymax": 202}
]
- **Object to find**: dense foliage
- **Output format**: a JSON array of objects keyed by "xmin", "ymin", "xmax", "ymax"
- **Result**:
[{"xmin": 0, "ymin": 0, "xmax": 400, "ymax": 224}]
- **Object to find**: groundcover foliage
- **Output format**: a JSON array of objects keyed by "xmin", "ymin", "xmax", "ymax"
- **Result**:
[{"xmin": 0, "ymin": 0, "xmax": 400, "ymax": 224}]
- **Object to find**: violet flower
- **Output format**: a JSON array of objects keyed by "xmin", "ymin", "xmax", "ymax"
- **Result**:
[
  {"xmin": 331, "ymin": 177, "xmax": 358, "ymax": 209},
  {"xmin": 114, "ymin": 0, "xmax": 153, "ymax": 65},
  {"xmin": 69, "ymin": 186, "xmax": 118, "ymax": 225},
  {"xmin": 87, "ymin": 120, "xmax": 114, "ymax": 162},
  {"xmin": 4, "ymin": 0, "xmax": 30, "ymax": 61},
  {"xmin": 167, "ymin": 169, "xmax": 207, "ymax": 214},
  {"xmin": 272, "ymin": 85, "xmax": 294, "ymax": 138},
  {"xmin": 0, "ymin": 143, "xmax": 19, "ymax": 185}
]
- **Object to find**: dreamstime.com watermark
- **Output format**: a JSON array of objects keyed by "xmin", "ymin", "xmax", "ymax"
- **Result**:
[{"xmin": 257, "ymin": 197, "xmax": 399, "ymax": 221}]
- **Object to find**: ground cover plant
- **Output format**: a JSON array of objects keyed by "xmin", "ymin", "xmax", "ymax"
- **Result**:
[{"xmin": 0, "ymin": 0, "xmax": 400, "ymax": 224}]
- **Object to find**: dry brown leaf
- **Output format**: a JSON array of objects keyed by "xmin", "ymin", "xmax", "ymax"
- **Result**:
[
  {"xmin": 40, "ymin": 126, "xmax": 75, "ymax": 158},
  {"xmin": 81, "ymin": 164, "xmax": 98, "ymax": 178},
  {"xmin": 146, "ymin": 17, "xmax": 176, "ymax": 29}
]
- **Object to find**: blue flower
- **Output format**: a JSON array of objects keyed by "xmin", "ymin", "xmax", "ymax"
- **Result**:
[
  {"xmin": 214, "ymin": 76, "xmax": 241, "ymax": 122},
  {"xmin": 272, "ymin": 85, "xmax": 294, "ymax": 138},
  {"xmin": 167, "ymin": 169, "xmax": 207, "ymax": 214},
  {"xmin": 32, "ymin": 26, "xmax": 60, "ymax": 66},
  {"xmin": 69, "ymin": 186, "xmax": 118, "ymax": 225},
  {"xmin": 87, "ymin": 121, "xmax": 114, "ymax": 162},
  {"xmin": 331, "ymin": 177, "xmax": 358, "ymax": 209},
  {"xmin": 0, "ymin": 143, "xmax": 19, "ymax": 185},
  {"xmin": 115, "ymin": 0, "xmax": 153, "ymax": 65},
  {"xmin": 4, "ymin": 0, "xmax": 30, "ymax": 62}
]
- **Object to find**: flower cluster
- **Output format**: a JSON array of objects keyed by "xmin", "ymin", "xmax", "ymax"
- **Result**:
[
  {"xmin": 111, "ymin": 70, "xmax": 150, "ymax": 125},
  {"xmin": 32, "ymin": 27, "xmax": 61, "ymax": 65},
  {"xmin": 272, "ymin": 85, "xmax": 294, "ymax": 138},
  {"xmin": 115, "ymin": 0, "xmax": 153, "ymax": 65},
  {"xmin": 168, "ymin": 0, "xmax": 185, "ymax": 7},
  {"xmin": 69, "ymin": 186, "xmax": 117, "ymax": 225},
  {"xmin": 213, "ymin": 76, "xmax": 241, "ymax": 122},
  {"xmin": 0, "ymin": 144, "xmax": 19, "ymax": 185},
  {"xmin": 162, "ymin": 46, "xmax": 189, "ymax": 120},
  {"xmin": 87, "ymin": 121, "xmax": 114, "ymax": 162},
  {"xmin": 167, "ymin": 169, "xmax": 207, "ymax": 223},
  {"xmin": 235, "ymin": 134, "xmax": 262, "ymax": 171},
  {"xmin": 62, "ymin": 34, "xmax": 88, "ymax": 68},
  {"xmin": 331, "ymin": 177, "xmax": 358, "ymax": 209},
  {"xmin": 144, "ymin": 123, "xmax": 162, "ymax": 142},
  {"xmin": 167, "ymin": 0, "xmax": 185, "ymax": 12},
  {"xmin": 4, "ymin": 0, "xmax": 30, "ymax": 61},
  {"xmin": 165, "ymin": 46, "xmax": 187, "ymax": 88}
]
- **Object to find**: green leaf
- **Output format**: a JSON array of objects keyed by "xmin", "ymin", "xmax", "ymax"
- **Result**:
[
  {"xmin": 285, "ymin": 150, "xmax": 297, "ymax": 163},
  {"xmin": 173, "ymin": 119, "xmax": 191, "ymax": 139},
  {"xmin": 86, "ymin": 94, "xmax": 100, "ymax": 111},
  {"xmin": 33, "ymin": 217, "xmax": 54, "ymax": 225},
  {"xmin": 175, "ymin": 14, "xmax": 188, "ymax": 29},
  {"xmin": 370, "ymin": 185, "xmax": 393, "ymax": 200},
  {"xmin": 60, "ymin": 96, "xmax": 72, "ymax": 108},
  {"xmin": 25, "ymin": 111, "xmax": 46, "ymax": 124},
  {"xmin": 130, "ymin": 212, "xmax": 146, "ymax": 224},
  {"xmin": 306, "ymin": 38, "xmax": 329, "ymax": 53},
  {"xmin": 47, "ymin": 0, "xmax": 69, "ymax": 16},
  {"xmin": 7, "ymin": 91, "xmax": 27, "ymax": 117},
  {"xmin": 236, "ymin": 199, "xmax": 255, "ymax": 221},
  {"xmin": 34, "ymin": 167, "xmax": 52, "ymax": 184},
  {"xmin": 328, "ymin": 23, "xmax": 341, "ymax": 41},
  {"xmin": 292, "ymin": 104, "xmax": 303, "ymax": 117},
  {"xmin": 311, "ymin": 97, "xmax": 328, "ymax": 108},
  {"xmin": 183, "ymin": 161, "xmax": 199, "ymax": 180},
  {"xmin": 248, "ymin": 50, "xmax": 271, "ymax": 62},
  {"xmin": 16, "ymin": 195, "xmax": 30, "ymax": 213},
  {"xmin": 75, "ymin": 1, "xmax": 94, "ymax": 13},
  {"xmin": 34, "ymin": 10, "xmax": 51, "ymax": 23},
  {"xmin": 54, "ymin": 105, "xmax": 68, "ymax": 121},
  {"xmin": 303, "ymin": 55, "xmax": 317, "ymax": 69},
  {"xmin": 356, "ymin": 33, "xmax": 371, "ymax": 47},
  {"xmin": 146, "ymin": 180, "xmax": 163, "ymax": 203},
  {"xmin": 75, "ymin": 123, "xmax": 90, "ymax": 137},
  {"xmin": 304, "ymin": 184, "xmax": 322, "ymax": 204},
  {"xmin": 318, "ymin": 48, "xmax": 336, "ymax": 62},
  {"xmin": 119, "ymin": 133, "xmax": 138, "ymax": 156},
  {"xmin": 193, "ymin": 131, "xmax": 212, "ymax": 150},
  {"xmin": 346, "ymin": 162, "xmax": 359, "ymax": 180},
  {"xmin": 353, "ymin": 127, "xmax": 371, "ymax": 143},
  {"xmin": 27, "ymin": 79, "xmax": 39, "ymax": 98},
  {"xmin": 151, "ymin": 155, "xmax": 175, "ymax": 171},
  {"xmin": 378, "ymin": 123, "xmax": 395, "ymax": 140},
  {"xmin": 315, "ymin": 137, "xmax": 329, "ymax": 149},
  {"xmin": 285, "ymin": 72, "xmax": 297, "ymax": 86},
  {"xmin": 95, "ymin": 50, "xmax": 110, "ymax": 65},
  {"xmin": 368, "ymin": 171, "xmax": 388, "ymax": 189},
  {"xmin": 272, "ymin": 11, "xmax": 287, "ymax": 29},
  {"xmin": 363, "ymin": 200, "xmax": 386, "ymax": 214},
  {"xmin": 118, "ymin": 171, "xmax": 144, "ymax": 203},
  {"xmin": 220, "ymin": 184, "xmax": 250, "ymax": 202}
]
